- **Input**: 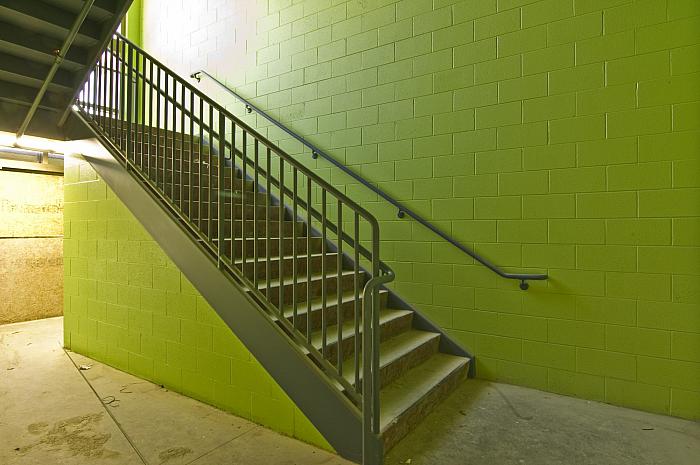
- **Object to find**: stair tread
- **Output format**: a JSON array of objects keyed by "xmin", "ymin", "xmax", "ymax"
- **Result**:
[
  {"xmin": 341, "ymin": 330, "xmax": 440, "ymax": 385},
  {"xmin": 304, "ymin": 308, "xmax": 412, "ymax": 351},
  {"xmin": 255, "ymin": 269, "xmax": 359, "ymax": 290},
  {"xmin": 235, "ymin": 251, "xmax": 337, "ymax": 266},
  {"xmin": 281, "ymin": 288, "xmax": 388, "ymax": 318},
  {"xmin": 379, "ymin": 353, "xmax": 469, "ymax": 432}
]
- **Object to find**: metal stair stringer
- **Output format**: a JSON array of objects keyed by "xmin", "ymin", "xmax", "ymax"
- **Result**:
[{"xmin": 73, "ymin": 136, "xmax": 367, "ymax": 462}]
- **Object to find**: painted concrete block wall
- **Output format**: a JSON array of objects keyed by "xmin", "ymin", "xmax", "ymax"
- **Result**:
[
  {"xmin": 135, "ymin": 0, "xmax": 700, "ymax": 419},
  {"xmin": 137, "ymin": 0, "xmax": 700, "ymax": 420},
  {"xmin": 0, "ymin": 170, "xmax": 63, "ymax": 324},
  {"xmin": 62, "ymin": 155, "xmax": 330, "ymax": 449}
]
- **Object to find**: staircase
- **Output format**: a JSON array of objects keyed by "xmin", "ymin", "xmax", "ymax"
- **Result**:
[{"xmin": 68, "ymin": 33, "xmax": 472, "ymax": 463}]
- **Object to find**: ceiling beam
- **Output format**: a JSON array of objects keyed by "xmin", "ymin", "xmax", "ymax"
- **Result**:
[
  {"xmin": 0, "ymin": 51, "xmax": 74, "ymax": 91},
  {"xmin": 0, "ymin": 0, "xmax": 102, "ymax": 46},
  {"xmin": 0, "ymin": 20, "xmax": 88, "ymax": 71}
]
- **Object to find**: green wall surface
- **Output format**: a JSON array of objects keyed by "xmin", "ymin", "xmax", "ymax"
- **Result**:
[
  {"xmin": 67, "ymin": 0, "xmax": 699, "ymax": 430},
  {"xmin": 62, "ymin": 156, "xmax": 330, "ymax": 449}
]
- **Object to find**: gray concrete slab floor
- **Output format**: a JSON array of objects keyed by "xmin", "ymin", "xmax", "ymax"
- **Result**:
[
  {"xmin": 386, "ymin": 374, "xmax": 700, "ymax": 465},
  {"xmin": 0, "ymin": 317, "xmax": 351, "ymax": 465},
  {"xmin": 2, "ymin": 317, "xmax": 699, "ymax": 465}
]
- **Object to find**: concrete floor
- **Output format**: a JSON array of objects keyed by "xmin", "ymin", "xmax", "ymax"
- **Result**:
[
  {"xmin": 1, "ymin": 318, "xmax": 699, "ymax": 465},
  {"xmin": 0, "ymin": 317, "xmax": 351, "ymax": 465},
  {"xmin": 386, "ymin": 375, "xmax": 700, "ymax": 465}
]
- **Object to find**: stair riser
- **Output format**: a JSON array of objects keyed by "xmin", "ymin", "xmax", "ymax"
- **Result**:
[
  {"xmin": 140, "ymin": 170, "xmax": 234, "ymax": 190},
  {"xmin": 116, "ymin": 140, "xmax": 212, "ymax": 156},
  {"xmin": 263, "ymin": 273, "xmax": 359, "ymax": 307},
  {"xmin": 242, "ymin": 253, "xmax": 336, "ymax": 281},
  {"xmin": 319, "ymin": 311, "xmax": 414, "ymax": 366},
  {"xmin": 187, "ymin": 215, "xmax": 283, "ymax": 234},
  {"xmin": 287, "ymin": 292, "xmax": 389, "ymax": 333},
  {"xmin": 382, "ymin": 361, "xmax": 469, "ymax": 452},
  {"xmin": 112, "ymin": 125, "xmax": 200, "ymax": 140},
  {"xmin": 150, "ymin": 172, "xmax": 254, "ymax": 191},
  {"xmin": 218, "ymin": 237, "xmax": 325, "ymax": 259},
  {"xmin": 181, "ymin": 204, "xmax": 284, "ymax": 222},
  {"xmin": 195, "ymin": 219, "xmax": 305, "ymax": 239},
  {"xmin": 376, "ymin": 337, "xmax": 439, "ymax": 389},
  {"xmin": 172, "ymin": 189, "xmax": 267, "ymax": 204}
]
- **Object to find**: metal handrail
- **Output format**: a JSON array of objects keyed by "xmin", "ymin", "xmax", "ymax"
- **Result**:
[
  {"xmin": 191, "ymin": 69, "xmax": 548, "ymax": 290},
  {"xmin": 75, "ymin": 33, "xmax": 389, "ymax": 464}
]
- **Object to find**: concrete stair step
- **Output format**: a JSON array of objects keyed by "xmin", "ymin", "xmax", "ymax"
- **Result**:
[
  {"xmin": 302, "ymin": 309, "xmax": 414, "ymax": 365},
  {"xmin": 281, "ymin": 289, "xmax": 389, "ymax": 332},
  {"xmin": 238, "ymin": 251, "xmax": 337, "ymax": 282},
  {"xmin": 183, "ymin": 203, "xmax": 284, "ymax": 222},
  {"xmin": 204, "ymin": 236, "xmax": 325, "ymax": 259},
  {"xmin": 254, "ymin": 270, "xmax": 363, "ymax": 307},
  {"xmin": 379, "ymin": 353, "xmax": 470, "ymax": 452},
  {"xmin": 185, "ymin": 218, "xmax": 305, "ymax": 239},
  {"xmin": 341, "ymin": 329, "xmax": 441, "ymax": 390},
  {"xmin": 172, "ymin": 188, "xmax": 267, "ymax": 204}
]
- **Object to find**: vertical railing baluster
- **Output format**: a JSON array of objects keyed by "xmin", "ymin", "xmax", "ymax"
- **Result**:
[
  {"xmin": 149, "ymin": 61, "xmax": 155, "ymax": 181},
  {"xmin": 126, "ymin": 42, "xmax": 133, "ymax": 165},
  {"xmin": 155, "ymin": 65, "xmax": 161, "ymax": 188},
  {"xmin": 265, "ymin": 147, "xmax": 271, "ymax": 300},
  {"xmin": 321, "ymin": 189, "xmax": 327, "ymax": 358},
  {"xmin": 180, "ymin": 81, "xmax": 185, "ymax": 212},
  {"xmin": 354, "ymin": 212, "xmax": 360, "ymax": 391},
  {"xmin": 306, "ymin": 179, "xmax": 312, "ymax": 343},
  {"xmin": 91, "ymin": 56, "xmax": 98, "ymax": 120},
  {"xmin": 164, "ymin": 73, "xmax": 169, "ymax": 194},
  {"xmin": 111, "ymin": 38, "xmax": 117, "ymax": 137},
  {"xmin": 337, "ymin": 200, "xmax": 343, "ymax": 373},
  {"xmin": 253, "ymin": 139, "xmax": 259, "ymax": 290},
  {"xmin": 240, "ymin": 129, "xmax": 246, "ymax": 269},
  {"xmin": 230, "ymin": 119, "xmax": 238, "ymax": 262},
  {"xmin": 101, "ymin": 47, "xmax": 105, "ymax": 130},
  {"xmin": 278, "ymin": 157, "xmax": 284, "ymax": 313},
  {"xmin": 170, "ymin": 80, "xmax": 176, "ymax": 199},
  {"xmin": 218, "ymin": 111, "xmax": 225, "ymax": 267},
  {"xmin": 371, "ymin": 229, "xmax": 381, "ymax": 438},
  {"xmin": 292, "ymin": 168, "xmax": 298, "ymax": 328},
  {"xmin": 150, "ymin": 60, "xmax": 156, "ymax": 180},
  {"xmin": 140, "ymin": 52, "xmax": 146, "ymax": 170},
  {"xmin": 107, "ymin": 41, "xmax": 112, "ymax": 136},
  {"xmin": 119, "ymin": 37, "xmax": 126, "ymax": 151},
  {"xmin": 189, "ymin": 90, "xmax": 194, "ymax": 223},
  {"xmin": 208, "ymin": 104, "xmax": 213, "ymax": 243},
  {"xmin": 198, "ymin": 97, "xmax": 204, "ymax": 231}
]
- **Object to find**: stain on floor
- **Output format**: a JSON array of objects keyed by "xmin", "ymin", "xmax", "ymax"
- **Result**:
[
  {"xmin": 18, "ymin": 413, "xmax": 119, "ymax": 459},
  {"xmin": 158, "ymin": 446, "xmax": 193, "ymax": 462}
]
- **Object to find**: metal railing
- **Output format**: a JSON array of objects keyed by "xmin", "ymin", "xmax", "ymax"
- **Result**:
[
  {"xmin": 191, "ymin": 69, "xmax": 548, "ymax": 290},
  {"xmin": 74, "ymin": 33, "xmax": 389, "ymax": 464}
]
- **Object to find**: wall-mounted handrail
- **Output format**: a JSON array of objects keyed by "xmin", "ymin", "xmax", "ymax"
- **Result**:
[{"xmin": 190, "ymin": 70, "xmax": 547, "ymax": 290}]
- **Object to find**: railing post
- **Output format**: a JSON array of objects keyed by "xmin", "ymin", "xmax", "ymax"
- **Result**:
[
  {"xmin": 126, "ymin": 42, "xmax": 133, "ymax": 164},
  {"xmin": 218, "ymin": 112, "xmax": 225, "ymax": 268},
  {"xmin": 362, "ymin": 222, "xmax": 385, "ymax": 465}
]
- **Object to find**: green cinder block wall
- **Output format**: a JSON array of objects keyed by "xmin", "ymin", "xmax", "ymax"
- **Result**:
[
  {"xmin": 64, "ymin": 0, "xmax": 699, "ymax": 434},
  {"xmin": 136, "ymin": 0, "xmax": 699, "ymax": 419},
  {"xmin": 62, "ymin": 156, "xmax": 331, "ymax": 449}
]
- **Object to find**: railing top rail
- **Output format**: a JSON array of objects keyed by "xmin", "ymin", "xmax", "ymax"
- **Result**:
[
  {"xmin": 190, "ymin": 69, "xmax": 548, "ymax": 289},
  {"xmin": 111, "ymin": 33, "xmax": 379, "ymax": 232}
]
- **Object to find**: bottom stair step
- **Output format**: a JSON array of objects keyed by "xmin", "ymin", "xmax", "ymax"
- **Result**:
[{"xmin": 380, "ymin": 353, "xmax": 470, "ymax": 452}]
